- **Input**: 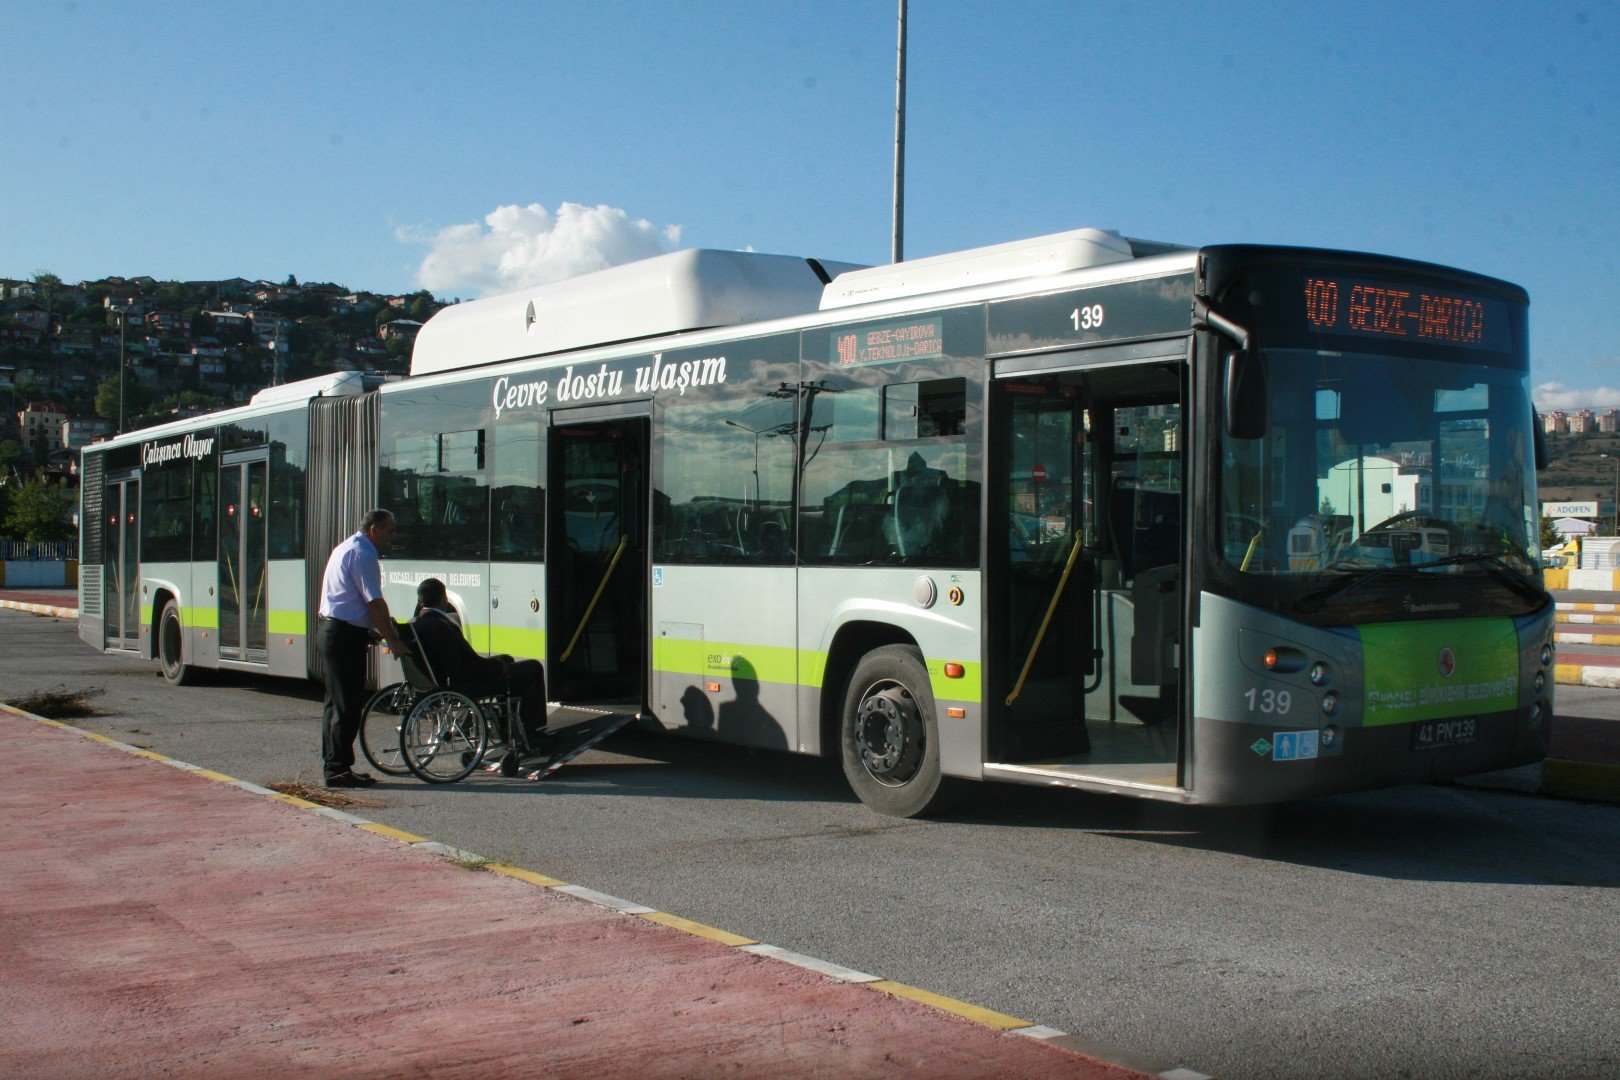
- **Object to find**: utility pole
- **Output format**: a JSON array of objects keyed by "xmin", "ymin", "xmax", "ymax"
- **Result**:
[
  {"xmin": 114, "ymin": 305, "xmax": 128, "ymax": 435},
  {"xmin": 891, "ymin": 0, "xmax": 907, "ymax": 265}
]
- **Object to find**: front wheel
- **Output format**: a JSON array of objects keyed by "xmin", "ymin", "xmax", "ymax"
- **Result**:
[
  {"xmin": 157, "ymin": 600, "xmax": 200, "ymax": 686},
  {"xmin": 359, "ymin": 683, "xmax": 416, "ymax": 776},
  {"xmin": 401, "ymin": 690, "xmax": 487, "ymax": 783},
  {"xmin": 840, "ymin": 645, "xmax": 961, "ymax": 818}
]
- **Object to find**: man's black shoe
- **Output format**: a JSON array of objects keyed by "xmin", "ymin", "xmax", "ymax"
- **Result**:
[{"xmin": 325, "ymin": 771, "xmax": 377, "ymax": 789}]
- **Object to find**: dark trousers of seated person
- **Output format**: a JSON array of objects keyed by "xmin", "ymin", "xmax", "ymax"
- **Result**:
[
  {"xmin": 320, "ymin": 618, "xmax": 372, "ymax": 779},
  {"xmin": 459, "ymin": 659, "xmax": 546, "ymax": 747}
]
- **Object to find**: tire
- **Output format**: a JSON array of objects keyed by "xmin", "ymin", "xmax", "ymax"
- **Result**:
[
  {"xmin": 359, "ymin": 683, "xmax": 416, "ymax": 776},
  {"xmin": 840, "ymin": 644, "xmax": 961, "ymax": 818},
  {"xmin": 157, "ymin": 600, "xmax": 200, "ymax": 686},
  {"xmin": 401, "ymin": 690, "xmax": 487, "ymax": 783}
]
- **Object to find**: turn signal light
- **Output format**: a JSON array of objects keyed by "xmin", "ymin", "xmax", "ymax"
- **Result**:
[
  {"xmin": 1263, "ymin": 648, "xmax": 1279, "ymax": 670},
  {"xmin": 944, "ymin": 662, "xmax": 965, "ymax": 678},
  {"xmin": 706, "ymin": 681, "xmax": 721, "ymax": 693}
]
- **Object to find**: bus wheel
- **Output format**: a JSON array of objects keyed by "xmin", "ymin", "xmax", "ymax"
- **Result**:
[
  {"xmin": 158, "ymin": 600, "xmax": 199, "ymax": 686},
  {"xmin": 840, "ymin": 645, "xmax": 960, "ymax": 818}
]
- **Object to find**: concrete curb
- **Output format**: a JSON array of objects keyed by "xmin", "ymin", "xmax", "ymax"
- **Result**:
[
  {"xmin": 1555, "ymin": 662, "xmax": 1620, "ymax": 687},
  {"xmin": 0, "ymin": 702, "xmax": 1210, "ymax": 1080},
  {"xmin": 1457, "ymin": 757, "xmax": 1620, "ymax": 805},
  {"xmin": 0, "ymin": 598, "xmax": 77, "ymax": 619}
]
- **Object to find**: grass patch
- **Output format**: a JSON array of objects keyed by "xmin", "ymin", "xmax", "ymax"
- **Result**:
[
  {"xmin": 5, "ymin": 685, "xmax": 105, "ymax": 719},
  {"xmin": 268, "ymin": 779, "xmax": 383, "ymax": 810},
  {"xmin": 452, "ymin": 855, "xmax": 493, "ymax": 872}
]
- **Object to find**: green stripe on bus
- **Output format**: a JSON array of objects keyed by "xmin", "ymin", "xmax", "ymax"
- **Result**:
[
  {"xmin": 652, "ymin": 637, "xmax": 799, "ymax": 686},
  {"xmin": 488, "ymin": 625, "xmax": 547, "ymax": 660},
  {"xmin": 652, "ymin": 638, "xmax": 982, "ymax": 703},
  {"xmin": 181, "ymin": 607, "xmax": 219, "ymax": 630},
  {"xmin": 267, "ymin": 610, "xmax": 305, "ymax": 636}
]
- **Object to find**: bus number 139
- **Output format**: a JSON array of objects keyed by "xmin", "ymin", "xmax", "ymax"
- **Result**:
[
  {"xmin": 1244, "ymin": 687, "xmax": 1292, "ymax": 715},
  {"xmin": 1070, "ymin": 304, "xmax": 1104, "ymax": 331}
]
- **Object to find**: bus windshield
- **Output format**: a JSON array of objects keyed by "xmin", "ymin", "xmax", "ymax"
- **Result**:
[{"xmin": 1218, "ymin": 348, "xmax": 1542, "ymax": 619}]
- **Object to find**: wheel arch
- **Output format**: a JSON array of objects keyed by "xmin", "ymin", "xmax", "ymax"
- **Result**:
[
  {"xmin": 818, "ymin": 619, "xmax": 919, "ymax": 760},
  {"xmin": 148, "ymin": 585, "xmax": 181, "ymax": 662}
]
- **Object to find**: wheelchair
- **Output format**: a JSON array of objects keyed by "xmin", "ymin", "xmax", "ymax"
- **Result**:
[{"xmin": 391, "ymin": 622, "xmax": 543, "ymax": 784}]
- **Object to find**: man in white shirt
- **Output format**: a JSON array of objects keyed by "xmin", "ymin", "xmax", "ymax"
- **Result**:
[{"xmin": 318, "ymin": 508, "xmax": 405, "ymax": 787}]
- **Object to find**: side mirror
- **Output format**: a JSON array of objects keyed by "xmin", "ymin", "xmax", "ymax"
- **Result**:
[
  {"xmin": 1224, "ymin": 350, "xmax": 1268, "ymax": 440},
  {"xmin": 1533, "ymin": 410, "xmax": 1548, "ymax": 471}
]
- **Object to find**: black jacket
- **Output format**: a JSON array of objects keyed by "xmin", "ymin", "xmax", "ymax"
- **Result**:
[{"xmin": 410, "ymin": 607, "xmax": 504, "ymax": 688}]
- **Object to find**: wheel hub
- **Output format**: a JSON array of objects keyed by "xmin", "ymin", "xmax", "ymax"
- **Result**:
[{"xmin": 856, "ymin": 685, "xmax": 923, "ymax": 785}]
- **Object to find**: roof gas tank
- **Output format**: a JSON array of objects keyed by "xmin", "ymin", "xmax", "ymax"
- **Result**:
[
  {"xmin": 410, "ymin": 248, "xmax": 863, "ymax": 376},
  {"xmin": 819, "ymin": 227, "xmax": 1137, "ymax": 310}
]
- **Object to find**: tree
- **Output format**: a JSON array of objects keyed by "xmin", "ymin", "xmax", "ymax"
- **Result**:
[
  {"xmin": 0, "ymin": 440, "xmax": 21, "ymax": 468},
  {"xmin": 4, "ymin": 476, "xmax": 76, "ymax": 542},
  {"xmin": 95, "ymin": 375, "xmax": 153, "ymax": 421},
  {"xmin": 1540, "ymin": 514, "xmax": 1559, "ymax": 550}
]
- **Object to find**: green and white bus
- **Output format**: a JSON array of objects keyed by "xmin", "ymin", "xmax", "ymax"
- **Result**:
[{"xmin": 79, "ymin": 227, "xmax": 1553, "ymax": 814}]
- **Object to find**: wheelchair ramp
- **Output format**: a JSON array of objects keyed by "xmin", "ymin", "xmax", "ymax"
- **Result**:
[{"xmin": 522, "ymin": 706, "xmax": 637, "ymax": 780}]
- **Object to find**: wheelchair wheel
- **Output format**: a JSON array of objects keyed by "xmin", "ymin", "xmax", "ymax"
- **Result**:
[
  {"xmin": 401, "ymin": 690, "xmax": 487, "ymax": 783},
  {"xmin": 359, "ymin": 683, "xmax": 416, "ymax": 777}
]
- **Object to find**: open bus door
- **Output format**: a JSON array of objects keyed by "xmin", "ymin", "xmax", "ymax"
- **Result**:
[
  {"xmin": 988, "ymin": 360, "xmax": 1187, "ymax": 792},
  {"xmin": 546, "ymin": 408, "xmax": 650, "ymax": 705}
]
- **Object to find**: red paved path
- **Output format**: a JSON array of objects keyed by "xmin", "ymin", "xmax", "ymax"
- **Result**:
[{"xmin": 0, "ymin": 715, "xmax": 1142, "ymax": 1080}]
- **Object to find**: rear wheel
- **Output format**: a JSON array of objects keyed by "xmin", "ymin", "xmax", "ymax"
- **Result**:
[
  {"xmin": 359, "ymin": 683, "xmax": 416, "ymax": 776},
  {"xmin": 157, "ymin": 600, "xmax": 200, "ymax": 686},
  {"xmin": 840, "ymin": 644, "xmax": 961, "ymax": 818},
  {"xmin": 401, "ymin": 690, "xmax": 487, "ymax": 783}
]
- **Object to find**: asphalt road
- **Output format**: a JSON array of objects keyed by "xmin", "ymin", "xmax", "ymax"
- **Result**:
[{"xmin": 10, "ymin": 610, "xmax": 1620, "ymax": 1080}]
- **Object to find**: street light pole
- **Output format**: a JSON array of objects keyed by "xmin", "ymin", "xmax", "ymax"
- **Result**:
[
  {"xmin": 1603, "ymin": 453, "xmax": 1620, "ymax": 536},
  {"xmin": 114, "ymin": 305, "xmax": 128, "ymax": 435}
]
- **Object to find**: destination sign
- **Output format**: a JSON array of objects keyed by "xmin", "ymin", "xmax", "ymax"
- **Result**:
[
  {"xmin": 1301, "ymin": 276, "xmax": 1510, "ymax": 353},
  {"xmin": 831, "ymin": 317, "xmax": 944, "ymax": 366}
]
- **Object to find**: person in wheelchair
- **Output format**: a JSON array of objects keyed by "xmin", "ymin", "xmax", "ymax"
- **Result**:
[{"xmin": 410, "ymin": 578, "xmax": 547, "ymax": 750}]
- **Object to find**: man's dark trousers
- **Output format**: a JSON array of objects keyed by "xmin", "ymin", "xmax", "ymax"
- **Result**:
[{"xmin": 320, "ymin": 617, "xmax": 372, "ymax": 779}]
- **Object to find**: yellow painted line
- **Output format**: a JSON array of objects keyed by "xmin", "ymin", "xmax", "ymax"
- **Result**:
[
  {"xmin": 192, "ymin": 769, "xmax": 237, "ymax": 783},
  {"xmin": 486, "ymin": 863, "xmax": 568, "ymax": 889},
  {"xmin": 128, "ymin": 749, "xmax": 170, "ymax": 762},
  {"xmin": 866, "ymin": 980, "xmax": 1032, "ymax": 1030},
  {"xmin": 358, "ymin": 822, "xmax": 428, "ymax": 844},
  {"xmin": 80, "ymin": 732, "xmax": 117, "ymax": 744},
  {"xmin": 639, "ymin": 911, "xmax": 758, "ymax": 947},
  {"xmin": 1554, "ymin": 664, "xmax": 1584, "ymax": 683},
  {"xmin": 268, "ymin": 792, "xmax": 323, "ymax": 809}
]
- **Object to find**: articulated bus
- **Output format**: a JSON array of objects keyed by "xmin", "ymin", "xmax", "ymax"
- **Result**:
[{"xmin": 78, "ymin": 228, "xmax": 1553, "ymax": 815}]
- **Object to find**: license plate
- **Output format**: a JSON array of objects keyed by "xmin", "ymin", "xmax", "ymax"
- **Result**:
[{"xmin": 1411, "ymin": 717, "xmax": 1478, "ymax": 751}]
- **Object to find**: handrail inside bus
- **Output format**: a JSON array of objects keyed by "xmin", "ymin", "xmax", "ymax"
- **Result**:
[
  {"xmin": 1240, "ymin": 530, "xmax": 1265, "ymax": 572},
  {"xmin": 559, "ymin": 534, "xmax": 630, "ymax": 664},
  {"xmin": 1005, "ymin": 533, "xmax": 1085, "ymax": 707}
]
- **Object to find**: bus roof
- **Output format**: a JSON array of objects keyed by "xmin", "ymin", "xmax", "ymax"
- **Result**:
[
  {"xmin": 409, "ymin": 228, "xmax": 1191, "ymax": 378},
  {"xmin": 410, "ymin": 249, "xmax": 864, "ymax": 378}
]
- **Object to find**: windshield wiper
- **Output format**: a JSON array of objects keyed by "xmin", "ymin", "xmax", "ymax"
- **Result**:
[
  {"xmin": 1416, "ymin": 551, "xmax": 1550, "ymax": 606},
  {"xmin": 1293, "ymin": 561, "xmax": 1404, "ymax": 613},
  {"xmin": 1294, "ymin": 551, "xmax": 1548, "ymax": 614}
]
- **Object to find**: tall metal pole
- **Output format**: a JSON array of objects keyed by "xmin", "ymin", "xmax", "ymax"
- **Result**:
[
  {"xmin": 115, "ymin": 306, "xmax": 127, "ymax": 435},
  {"xmin": 891, "ymin": 0, "xmax": 907, "ymax": 265}
]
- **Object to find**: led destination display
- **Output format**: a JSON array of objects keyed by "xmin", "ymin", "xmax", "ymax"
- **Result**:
[{"xmin": 1301, "ymin": 275, "xmax": 1510, "ymax": 353}]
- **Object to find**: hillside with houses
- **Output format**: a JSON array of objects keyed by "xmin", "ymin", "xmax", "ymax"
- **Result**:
[{"xmin": 0, "ymin": 271, "xmax": 445, "ymax": 482}]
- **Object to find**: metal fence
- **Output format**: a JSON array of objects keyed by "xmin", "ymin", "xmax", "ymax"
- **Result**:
[{"xmin": 0, "ymin": 540, "xmax": 78, "ymax": 561}]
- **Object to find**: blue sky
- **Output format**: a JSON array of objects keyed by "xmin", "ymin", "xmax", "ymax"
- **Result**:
[{"xmin": 2, "ymin": 2, "xmax": 1616, "ymax": 406}]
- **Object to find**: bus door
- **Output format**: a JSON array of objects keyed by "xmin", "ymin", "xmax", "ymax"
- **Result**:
[
  {"xmin": 989, "ymin": 359, "xmax": 1186, "ymax": 789},
  {"xmin": 547, "ymin": 409, "xmax": 649, "ymax": 704},
  {"xmin": 219, "ymin": 454, "xmax": 269, "ymax": 664},
  {"xmin": 103, "ymin": 472, "xmax": 140, "ymax": 651}
]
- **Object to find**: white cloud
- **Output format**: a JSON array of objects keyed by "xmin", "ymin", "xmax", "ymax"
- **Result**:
[
  {"xmin": 401, "ymin": 202, "xmax": 682, "ymax": 298},
  {"xmin": 1533, "ymin": 382, "xmax": 1620, "ymax": 411}
]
